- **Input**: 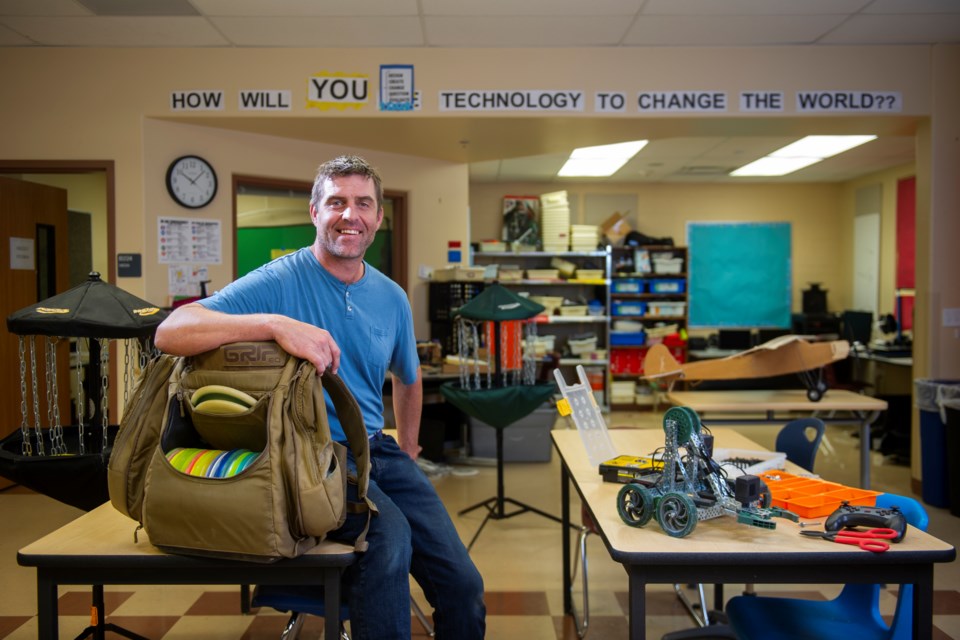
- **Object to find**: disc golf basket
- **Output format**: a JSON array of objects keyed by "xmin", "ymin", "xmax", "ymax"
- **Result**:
[
  {"xmin": 2, "ymin": 273, "xmax": 167, "ymax": 511},
  {"xmin": 440, "ymin": 284, "xmax": 561, "ymax": 550}
]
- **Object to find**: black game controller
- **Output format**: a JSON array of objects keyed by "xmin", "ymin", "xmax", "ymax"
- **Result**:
[{"xmin": 824, "ymin": 502, "xmax": 908, "ymax": 542}]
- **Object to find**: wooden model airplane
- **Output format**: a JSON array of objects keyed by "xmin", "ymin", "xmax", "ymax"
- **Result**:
[{"xmin": 643, "ymin": 335, "xmax": 850, "ymax": 401}]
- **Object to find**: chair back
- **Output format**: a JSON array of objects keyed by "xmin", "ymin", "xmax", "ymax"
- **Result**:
[
  {"xmin": 871, "ymin": 492, "xmax": 928, "ymax": 640},
  {"xmin": 775, "ymin": 417, "xmax": 825, "ymax": 472}
]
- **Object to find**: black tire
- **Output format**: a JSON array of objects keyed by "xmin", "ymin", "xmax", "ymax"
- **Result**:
[
  {"xmin": 657, "ymin": 491, "xmax": 698, "ymax": 538},
  {"xmin": 617, "ymin": 483, "xmax": 655, "ymax": 527}
]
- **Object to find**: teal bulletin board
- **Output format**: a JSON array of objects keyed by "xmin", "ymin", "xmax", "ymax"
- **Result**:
[{"xmin": 687, "ymin": 222, "xmax": 791, "ymax": 328}]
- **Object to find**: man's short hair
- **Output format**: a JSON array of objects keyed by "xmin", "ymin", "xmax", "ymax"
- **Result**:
[{"xmin": 311, "ymin": 155, "xmax": 383, "ymax": 211}]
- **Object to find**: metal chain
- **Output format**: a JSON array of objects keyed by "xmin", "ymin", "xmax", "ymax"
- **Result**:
[
  {"xmin": 29, "ymin": 338, "xmax": 45, "ymax": 456},
  {"xmin": 47, "ymin": 338, "xmax": 66, "ymax": 455},
  {"xmin": 123, "ymin": 339, "xmax": 131, "ymax": 409},
  {"xmin": 18, "ymin": 337, "xmax": 32, "ymax": 456},
  {"xmin": 75, "ymin": 338, "xmax": 86, "ymax": 455},
  {"xmin": 100, "ymin": 339, "xmax": 110, "ymax": 453}
]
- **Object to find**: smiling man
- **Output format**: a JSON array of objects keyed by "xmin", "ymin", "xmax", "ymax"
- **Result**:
[{"xmin": 154, "ymin": 156, "xmax": 486, "ymax": 639}]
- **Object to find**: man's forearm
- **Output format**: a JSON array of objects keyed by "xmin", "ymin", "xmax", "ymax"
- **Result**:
[
  {"xmin": 154, "ymin": 303, "xmax": 280, "ymax": 356},
  {"xmin": 391, "ymin": 369, "xmax": 423, "ymax": 459}
]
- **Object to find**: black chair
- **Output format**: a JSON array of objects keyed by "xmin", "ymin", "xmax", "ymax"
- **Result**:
[{"xmin": 251, "ymin": 585, "xmax": 434, "ymax": 640}]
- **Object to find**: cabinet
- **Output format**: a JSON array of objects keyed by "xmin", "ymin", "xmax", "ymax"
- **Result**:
[
  {"xmin": 468, "ymin": 248, "xmax": 611, "ymax": 406},
  {"xmin": 609, "ymin": 245, "xmax": 688, "ymax": 409}
]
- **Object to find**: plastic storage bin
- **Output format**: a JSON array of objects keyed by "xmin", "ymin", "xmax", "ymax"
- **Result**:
[
  {"xmin": 649, "ymin": 279, "xmax": 685, "ymax": 294},
  {"xmin": 610, "ymin": 331, "xmax": 646, "ymax": 346},
  {"xmin": 945, "ymin": 399, "xmax": 960, "ymax": 516},
  {"xmin": 612, "ymin": 278, "xmax": 644, "ymax": 294},
  {"xmin": 612, "ymin": 300, "xmax": 646, "ymax": 316},
  {"xmin": 915, "ymin": 379, "xmax": 960, "ymax": 508},
  {"xmin": 468, "ymin": 405, "xmax": 555, "ymax": 462}
]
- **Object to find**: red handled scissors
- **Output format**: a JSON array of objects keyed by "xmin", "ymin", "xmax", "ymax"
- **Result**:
[{"xmin": 801, "ymin": 528, "xmax": 899, "ymax": 553}]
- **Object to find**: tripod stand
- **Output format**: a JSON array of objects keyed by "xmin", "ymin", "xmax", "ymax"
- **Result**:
[
  {"xmin": 74, "ymin": 584, "xmax": 149, "ymax": 640},
  {"xmin": 459, "ymin": 423, "xmax": 564, "ymax": 550}
]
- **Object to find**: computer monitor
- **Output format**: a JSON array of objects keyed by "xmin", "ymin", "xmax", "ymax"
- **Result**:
[
  {"xmin": 841, "ymin": 310, "xmax": 873, "ymax": 346},
  {"xmin": 718, "ymin": 329, "xmax": 753, "ymax": 351}
]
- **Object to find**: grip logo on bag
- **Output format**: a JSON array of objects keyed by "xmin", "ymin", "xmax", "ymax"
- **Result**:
[{"xmin": 107, "ymin": 341, "xmax": 374, "ymax": 562}]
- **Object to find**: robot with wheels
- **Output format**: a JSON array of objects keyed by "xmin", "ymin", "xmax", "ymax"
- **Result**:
[{"xmin": 616, "ymin": 406, "xmax": 798, "ymax": 537}]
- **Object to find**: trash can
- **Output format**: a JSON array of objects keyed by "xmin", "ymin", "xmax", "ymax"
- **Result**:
[
  {"xmin": 915, "ymin": 379, "xmax": 960, "ymax": 508},
  {"xmin": 943, "ymin": 398, "xmax": 960, "ymax": 517}
]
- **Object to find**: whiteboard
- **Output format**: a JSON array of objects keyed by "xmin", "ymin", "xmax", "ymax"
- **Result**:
[{"xmin": 853, "ymin": 213, "xmax": 880, "ymax": 314}]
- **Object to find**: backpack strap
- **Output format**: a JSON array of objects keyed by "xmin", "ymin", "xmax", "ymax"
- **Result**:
[{"xmin": 318, "ymin": 368, "xmax": 378, "ymax": 552}]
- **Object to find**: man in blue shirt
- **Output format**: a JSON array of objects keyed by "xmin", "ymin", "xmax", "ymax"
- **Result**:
[{"xmin": 155, "ymin": 155, "xmax": 485, "ymax": 639}]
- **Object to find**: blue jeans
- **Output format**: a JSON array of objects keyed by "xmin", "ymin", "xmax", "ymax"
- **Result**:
[{"xmin": 330, "ymin": 432, "xmax": 486, "ymax": 640}]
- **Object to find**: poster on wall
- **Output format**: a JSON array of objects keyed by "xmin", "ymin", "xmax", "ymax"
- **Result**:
[
  {"xmin": 169, "ymin": 264, "xmax": 209, "ymax": 298},
  {"xmin": 501, "ymin": 196, "xmax": 540, "ymax": 245},
  {"xmin": 159, "ymin": 216, "xmax": 221, "ymax": 264}
]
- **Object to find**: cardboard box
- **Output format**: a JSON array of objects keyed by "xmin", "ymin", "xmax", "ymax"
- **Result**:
[
  {"xmin": 469, "ymin": 405, "xmax": 555, "ymax": 462},
  {"xmin": 599, "ymin": 212, "xmax": 632, "ymax": 246}
]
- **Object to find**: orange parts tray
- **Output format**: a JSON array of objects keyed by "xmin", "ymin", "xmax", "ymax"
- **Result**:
[{"xmin": 759, "ymin": 470, "xmax": 882, "ymax": 519}]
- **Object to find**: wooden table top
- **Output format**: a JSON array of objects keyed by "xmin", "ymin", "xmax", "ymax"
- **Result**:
[
  {"xmin": 19, "ymin": 503, "xmax": 354, "ymax": 564},
  {"xmin": 666, "ymin": 389, "xmax": 888, "ymax": 413}
]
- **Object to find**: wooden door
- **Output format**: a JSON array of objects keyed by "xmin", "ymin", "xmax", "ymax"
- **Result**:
[{"xmin": 0, "ymin": 176, "xmax": 71, "ymax": 487}]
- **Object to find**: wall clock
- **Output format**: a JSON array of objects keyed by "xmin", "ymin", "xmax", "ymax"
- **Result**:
[{"xmin": 166, "ymin": 155, "xmax": 217, "ymax": 209}]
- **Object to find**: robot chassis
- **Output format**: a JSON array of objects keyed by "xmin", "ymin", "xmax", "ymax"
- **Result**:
[{"xmin": 616, "ymin": 406, "xmax": 798, "ymax": 538}]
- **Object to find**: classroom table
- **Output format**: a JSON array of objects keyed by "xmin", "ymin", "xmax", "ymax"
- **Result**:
[
  {"xmin": 552, "ymin": 428, "xmax": 956, "ymax": 640},
  {"xmin": 665, "ymin": 389, "xmax": 887, "ymax": 488},
  {"xmin": 18, "ymin": 503, "xmax": 356, "ymax": 640}
]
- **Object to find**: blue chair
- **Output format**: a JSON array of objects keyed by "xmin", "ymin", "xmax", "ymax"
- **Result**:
[
  {"xmin": 725, "ymin": 492, "xmax": 929, "ymax": 640},
  {"xmin": 775, "ymin": 417, "xmax": 826, "ymax": 472},
  {"xmin": 252, "ymin": 585, "xmax": 434, "ymax": 640}
]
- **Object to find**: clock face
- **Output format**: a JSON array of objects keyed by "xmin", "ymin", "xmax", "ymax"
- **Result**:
[{"xmin": 166, "ymin": 155, "xmax": 217, "ymax": 209}]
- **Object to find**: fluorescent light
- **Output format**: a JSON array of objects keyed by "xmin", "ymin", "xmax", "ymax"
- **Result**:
[
  {"xmin": 558, "ymin": 140, "xmax": 648, "ymax": 177},
  {"xmin": 731, "ymin": 135, "xmax": 877, "ymax": 177},
  {"xmin": 730, "ymin": 157, "xmax": 821, "ymax": 177},
  {"xmin": 770, "ymin": 135, "xmax": 877, "ymax": 159}
]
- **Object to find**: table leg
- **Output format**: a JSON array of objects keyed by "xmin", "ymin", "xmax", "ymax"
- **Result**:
[
  {"xmin": 628, "ymin": 569, "xmax": 646, "ymax": 640},
  {"xmin": 913, "ymin": 565, "xmax": 934, "ymax": 639},
  {"xmin": 36, "ymin": 572, "xmax": 57, "ymax": 640},
  {"xmin": 858, "ymin": 410, "xmax": 881, "ymax": 489},
  {"xmin": 324, "ymin": 569, "xmax": 341, "ymax": 640},
  {"xmin": 561, "ymin": 463, "xmax": 572, "ymax": 615}
]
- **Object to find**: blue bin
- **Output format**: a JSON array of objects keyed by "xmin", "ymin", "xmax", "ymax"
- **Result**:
[{"xmin": 915, "ymin": 379, "xmax": 960, "ymax": 508}]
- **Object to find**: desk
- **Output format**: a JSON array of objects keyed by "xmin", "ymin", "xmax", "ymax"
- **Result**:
[
  {"xmin": 18, "ymin": 503, "xmax": 356, "ymax": 640},
  {"xmin": 665, "ymin": 389, "xmax": 887, "ymax": 489},
  {"xmin": 553, "ymin": 428, "xmax": 956, "ymax": 640}
]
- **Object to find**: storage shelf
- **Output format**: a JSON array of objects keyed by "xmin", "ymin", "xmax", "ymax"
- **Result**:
[
  {"xmin": 474, "ymin": 250, "xmax": 607, "ymax": 259},
  {"xmin": 533, "ymin": 315, "xmax": 609, "ymax": 324}
]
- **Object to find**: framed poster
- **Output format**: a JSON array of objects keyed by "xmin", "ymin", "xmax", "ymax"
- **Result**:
[{"xmin": 502, "ymin": 195, "xmax": 540, "ymax": 245}]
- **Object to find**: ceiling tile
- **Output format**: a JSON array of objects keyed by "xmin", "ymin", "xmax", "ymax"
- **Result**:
[
  {"xmin": 424, "ymin": 16, "xmax": 631, "ymax": 47},
  {"xmin": 0, "ymin": 21, "xmax": 32, "ymax": 43},
  {"xmin": 211, "ymin": 16, "xmax": 424, "ymax": 47},
  {"xmin": 624, "ymin": 15, "xmax": 848, "ymax": 45},
  {"xmin": 0, "ymin": 0, "xmax": 90, "ymax": 17},
  {"xmin": 468, "ymin": 160, "xmax": 501, "ymax": 182},
  {"xmin": 421, "ymin": 0, "xmax": 642, "ymax": 17},
  {"xmin": 642, "ymin": 0, "xmax": 871, "ymax": 16},
  {"xmin": 191, "ymin": 0, "xmax": 419, "ymax": 17},
  {"xmin": 820, "ymin": 14, "xmax": 960, "ymax": 44},
  {"xmin": 76, "ymin": 0, "xmax": 199, "ymax": 16},
  {"xmin": 1, "ymin": 16, "xmax": 229, "ymax": 45},
  {"xmin": 864, "ymin": 0, "xmax": 960, "ymax": 13}
]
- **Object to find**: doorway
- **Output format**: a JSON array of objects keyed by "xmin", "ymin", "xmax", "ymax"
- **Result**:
[{"xmin": 233, "ymin": 174, "xmax": 408, "ymax": 291}]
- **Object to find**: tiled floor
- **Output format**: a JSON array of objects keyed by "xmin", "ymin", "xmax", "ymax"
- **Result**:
[{"xmin": 1, "ymin": 412, "xmax": 958, "ymax": 639}]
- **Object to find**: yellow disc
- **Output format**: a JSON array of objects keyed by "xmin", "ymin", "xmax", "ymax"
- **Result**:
[
  {"xmin": 193, "ymin": 398, "xmax": 250, "ymax": 415},
  {"xmin": 190, "ymin": 385, "xmax": 256, "ymax": 408}
]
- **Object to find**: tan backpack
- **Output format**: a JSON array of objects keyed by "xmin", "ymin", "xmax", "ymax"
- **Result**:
[{"xmin": 107, "ymin": 341, "xmax": 375, "ymax": 562}]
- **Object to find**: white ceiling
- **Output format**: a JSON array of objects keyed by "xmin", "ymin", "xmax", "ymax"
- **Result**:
[{"xmin": 2, "ymin": 0, "xmax": 957, "ymax": 183}]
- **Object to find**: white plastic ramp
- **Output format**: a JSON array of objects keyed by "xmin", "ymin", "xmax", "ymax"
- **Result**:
[{"xmin": 554, "ymin": 365, "xmax": 617, "ymax": 467}]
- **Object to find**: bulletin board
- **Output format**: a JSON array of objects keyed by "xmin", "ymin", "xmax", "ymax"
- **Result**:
[{"xmin": 688, "ymin": 222, "xmax": 792, "ymax": 328}]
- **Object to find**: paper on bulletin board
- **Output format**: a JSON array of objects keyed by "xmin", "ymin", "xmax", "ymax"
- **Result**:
[{"xmin": 169, "ymin": 264, "xmax": 209, "ymax": 297}]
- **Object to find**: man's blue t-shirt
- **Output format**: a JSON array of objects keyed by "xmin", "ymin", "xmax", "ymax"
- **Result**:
[{"xmin": 199, "ymin": 248, "xmax": 419, "ymax": 442}]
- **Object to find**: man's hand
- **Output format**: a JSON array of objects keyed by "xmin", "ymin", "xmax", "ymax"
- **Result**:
[{"xmin": 271, "ymin": 317, "xmax": 341, "ymax": 374}]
